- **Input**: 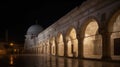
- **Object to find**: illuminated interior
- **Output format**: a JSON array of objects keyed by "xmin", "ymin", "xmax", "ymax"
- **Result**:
[
  {"xmin": 66, "ymin": 27, "xmax": 78, "ymax": 57},
  {"xmin": 38, "ymin": 46, "xmax": 40, "ymax": 54},
  {"xmin": 56, "ymin": 33, "xmax": 64, "ymax": 56},
  {"xmin": 40, "ymin": 44, "xmax": 43, "ymax": 54},
  {"xmin": 42, "ymin": 43, "xmax": 46, "ymax": 54},
  {"xmin": 9, "ymin": 55, "xmax": 14, "ymax": 65},
  {"xmin": 110, "ymin": 14, "xmax": 120, "ymax": 58},
  {"xmin": 83, "ymin": 20, "xmax": 102, "ymax": 58},
  {"xmin": 40, "ymin": 43, "xmax": 43, "ymax": 54},
  {"xmin": 41, "ymin": 43, "xmax": 44, "ymax": 54},
  {"xmin": 46, "ymin": 40, "xmax": 50, "ymax": 54},
  {"xmin": 50, "ymin": 37, "xmax": 56, "ymax": 55}
]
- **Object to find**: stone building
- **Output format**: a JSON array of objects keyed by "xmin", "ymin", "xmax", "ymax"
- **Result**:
[
  {"xmin": 24, "ymin": 0, "xmax": 120, "ymax": 60},
  {"xmin": 24, "ymin": 24, "xmax": 43, "ymax": 54}
]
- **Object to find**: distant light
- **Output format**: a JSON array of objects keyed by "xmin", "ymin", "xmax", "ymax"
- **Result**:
[
  {"xmin": 14, "ymin": 49, "xmax": 17, "ymax": 52},
  {"xmin": 9, "ymin": 55, "xmax": 14, "ymax": 65},
  {"xmin": 10, "ymin": 43, "xmax": 14, "ymax": 46}
]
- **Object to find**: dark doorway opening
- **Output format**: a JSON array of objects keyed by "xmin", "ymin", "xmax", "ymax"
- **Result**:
[{"xmin": 114, "ymin": 38, "xmax": 120, "ymax": 55}]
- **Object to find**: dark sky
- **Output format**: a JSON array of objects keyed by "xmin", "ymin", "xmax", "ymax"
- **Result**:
[{"xmin": 0, "ymin": 0, "xmax": 85, "ymax": 43}]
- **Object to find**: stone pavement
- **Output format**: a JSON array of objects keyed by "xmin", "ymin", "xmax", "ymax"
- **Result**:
[
  {"xmin": 0, "ymin": 54, "xmax": 120, "ymax": 67},
  {"xmin": 18, "ymin": 54, "xmax": 120, "ymax": 67}
]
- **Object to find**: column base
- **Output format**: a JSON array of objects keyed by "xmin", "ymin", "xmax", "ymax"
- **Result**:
[{"xmin": 101, "ymin": 56, "xmax": 112, "ymax": 61}]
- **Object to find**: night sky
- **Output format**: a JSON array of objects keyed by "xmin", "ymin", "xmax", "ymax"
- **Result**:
[{"xmin": 0, "ymin": 0, "xmax": 85, "ymax": 43}]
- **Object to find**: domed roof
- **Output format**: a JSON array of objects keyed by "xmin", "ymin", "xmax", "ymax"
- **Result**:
[{"xmin": 27, "ymin": 24, "xmax": 43, "ymax": 35}]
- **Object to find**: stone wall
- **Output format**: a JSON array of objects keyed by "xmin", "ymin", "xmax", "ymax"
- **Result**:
[{"xmin": 25, "ymin": 0, "xmax": 120, "ymax": 60}]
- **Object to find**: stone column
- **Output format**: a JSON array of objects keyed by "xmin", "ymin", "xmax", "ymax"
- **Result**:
[
  {"xmin": 63, "ymin": 37, "xmax": 67, "ymax": 57},
  {"xmin": 50, "ymin": 42, "xmax": 52, "ymax": 55},
  {"xmin": 55, "ymin": 40, "xmax": 58, "ymax": 56},
  {"xmin": 78, "ymin": 35, "xmax": 84, "ymax": 59},
  {"xmin": 101, "ymin": 31, "xmax": 111, "ymax": 60}
]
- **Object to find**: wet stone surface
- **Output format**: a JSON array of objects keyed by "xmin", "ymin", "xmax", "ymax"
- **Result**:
[{"xmin": 0, "ymin": 54, "xmax": 120, "ymax": 67}]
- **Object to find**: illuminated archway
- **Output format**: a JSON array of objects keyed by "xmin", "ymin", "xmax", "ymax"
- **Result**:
[
  {"xmin": 38, "ymin": 43, "xmax": 41, "ymax": 54},
  {"xmin": 66, "ymin": 27, "xmax": 78, "ymax": 57},
  {"xmin": 108, "ymin": 10, "xmax": 120, "ymax": 59},
  {"xmin": 46, "ymin": 40, "xmax": 50, "ymax": 55},
  {"xmin": 56, "ymin": 33, "xmax": 64, "ymax": 56},
  {"xmin": 39, "ymin": 43, "xmax": 43, "ymax": 54},
  {"xmin": 50, "ymin": 37, "xmax": 56, "ymax": 55},
  {"xmin": 43, "ymin": 43, "xmax": 47, "ymax": 54},
  {"xmin": 41, "ymin": 43, "xmax": 44, "ymax": 54},
  {"xmin": 82, "ymin": 19, "xmax": 102, "ymax": 58}
]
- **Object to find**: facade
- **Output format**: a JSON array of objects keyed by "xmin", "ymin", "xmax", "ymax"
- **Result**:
[
  {"xmin": 24, "ymin": 24, "xmax": 43, "ymax": 54},
  {"xmin": 24, "ymin": 0, "xmax": 120, "ymax": 60}
]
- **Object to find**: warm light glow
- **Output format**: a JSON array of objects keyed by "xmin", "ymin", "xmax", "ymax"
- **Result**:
[
  {"xmin": 110, "ymin": 14, "xmax": 120, "ymax": 56},
  {"xmin": 85, "ymin": 21, "xmax": 98, "ymax": 37},
  {"xmin": 66, "ymin": 28, "xmax": 78, "ymax": 57},
  {"xmin": 9, "ymin": 55, "xmax": 14, "ymax": 65},
  {"xmin": 57, "ymin": 33, "xmax": 64, "ymax": 56},
  {"xmin": 69, "ymin": 28, "xmax": 76, "ymax": 39},
  {"xmin": 0, "ymin": 50, "xmax": 6, "ymax": 54},
  {"xmin": 50, "ymin": 37, "xmax": 56, "ymax": 55},
  {"xmin": 10, "ymin": 43, "xmax": 14, "ymax": 46},
  {"xmin": 84, "ymin": 21, "xmax": 99, "ymax": 55},
  {"xmin": 14, "ymin": 49, "xmax": 17, "ymax": 52},
  {"xmin": 83, "ymin": 20, "xmax": 102, "ymax": 58},
  {"xmin": 113, "ymin": 15, "xmax": 120, "ymax": 32}
]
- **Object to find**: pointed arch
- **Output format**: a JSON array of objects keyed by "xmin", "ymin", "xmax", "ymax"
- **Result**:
[
  {"xmin": 50, "ymin": 37, "xmax": 56, "ymax": 55},
  {"xmin": 80, "ymin": 19, "xmax": 102, "ymax": 59},
  {"xmin": 66, "ymin": 27, "xmax": 78, "ymax": 57},
  {"xmin": 46, "ymin": 40, "xmax": 50, "ymax": 55},
  {"xmin": 56, "ymin": 32, "xmax": 64, "ymax": 56},
  {"xmin": 43, "ymin": 42, "xmax": 47, "ymax": 54},
  {"xmin": 108, "ymin": 10, "xmax": 120, "ymax": 60}
]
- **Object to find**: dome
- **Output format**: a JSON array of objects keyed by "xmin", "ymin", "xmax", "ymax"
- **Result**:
[{"xmin": 27, "ymin": 24, "xmax": 43, "ymax": 35}]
